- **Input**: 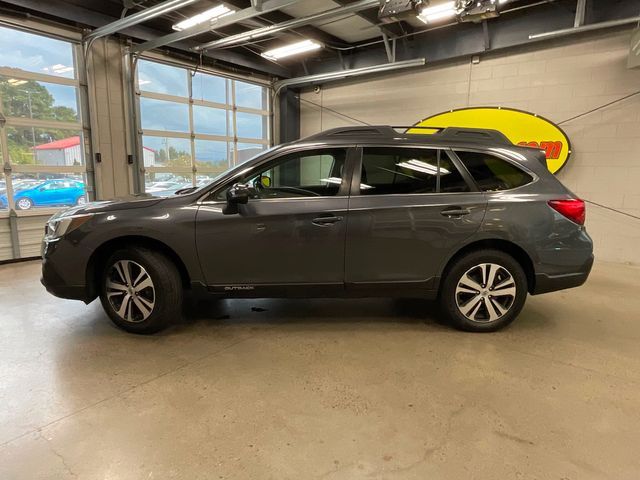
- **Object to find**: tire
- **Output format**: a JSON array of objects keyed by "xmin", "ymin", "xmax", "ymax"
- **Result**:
[
  {"xmin": 439, "ymin": 249, "xmax": 528, "ymax": 332},
  {"xmin": 76, "ymin": 196, "xmax": 87, "ymax": 206},
  {"xmin": 99, "ymin": 247, "xmax": 183, "ymax": 334},
  {"xmin": 16, "ymin": 197, "xmax": 33, "ymax": 210}
]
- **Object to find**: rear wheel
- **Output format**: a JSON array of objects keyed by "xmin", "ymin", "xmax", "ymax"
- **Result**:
[
  {"xmin": 99, "ymin": 247, "xmax": 183, "ymax": 334},
  {"xmin": 440, "ymin": 249, "xmax": 527, "ymax": 332}
]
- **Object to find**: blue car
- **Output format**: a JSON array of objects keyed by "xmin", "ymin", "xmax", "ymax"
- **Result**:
[{"xmin": 0, "ymin": 179, "xmax": 86, "ymax": 210}]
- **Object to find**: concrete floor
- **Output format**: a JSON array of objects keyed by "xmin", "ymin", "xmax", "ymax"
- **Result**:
[{"xmin": 0, "ymin": 261, "xmax": 639, "ymax": 479}]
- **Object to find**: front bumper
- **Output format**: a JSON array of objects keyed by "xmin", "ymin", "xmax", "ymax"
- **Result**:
[
  {"xmin": 41, "ymin": 239, "xmax": 92, "ymax": 302},
  {"xmin": 532, "ymin": 254, "xmax": 594, "ymax": 295}
]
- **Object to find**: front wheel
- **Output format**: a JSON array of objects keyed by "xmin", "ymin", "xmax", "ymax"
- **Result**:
[
  {"xmin": 16, "ymin": 197, "xmax": 33, "ymax": 210},
  {"xmin": 440, "ymin": 249, "xmax": 528, "ymax": 332},
  {"xmin": 99, "ymin": 247, "xmax": 183, "ymax": 334}
]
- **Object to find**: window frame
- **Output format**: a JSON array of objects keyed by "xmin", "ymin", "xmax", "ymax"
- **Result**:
[
  {"xmin": 349, "ymin": 144, "xmax": 477, "ymax": 197},
  {"xmin": 450, "ymin": 147, "xmax": 539, "ymax": 193},
  {"xmin": 201, "ymin": 145, "xmax": 357, "ymax": 204},
  {"xmin": 135, "ymin": 57, "xmax": 271, "ymax": 193},
  {"xmin": 0, "ymin": 20, "xmax": 91, "ymax": 218}
]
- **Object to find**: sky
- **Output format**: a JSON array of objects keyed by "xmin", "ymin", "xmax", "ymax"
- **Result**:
[{"xmin": 0, "ymin": 25, "xmax": 78, "ymax": 111}]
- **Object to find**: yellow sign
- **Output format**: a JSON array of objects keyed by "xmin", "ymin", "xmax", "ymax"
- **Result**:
[{"xmin": 408, "ymin": 107, "xmax": 572, "ymax": 174}]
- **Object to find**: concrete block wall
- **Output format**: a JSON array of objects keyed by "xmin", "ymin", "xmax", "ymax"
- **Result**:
[{"xmin": 300, "ymin": 29, "xmax": 640, "ymax": 265}]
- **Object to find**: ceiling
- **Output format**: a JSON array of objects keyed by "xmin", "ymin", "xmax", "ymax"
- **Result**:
[{"xmin": 1, "ymin": 0, "xmax": 638, "ymax": 79}]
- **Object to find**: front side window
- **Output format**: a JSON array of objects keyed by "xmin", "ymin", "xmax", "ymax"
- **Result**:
[
  {"xmin": 455, "ymin": 151, "xmax": 533, "ymax": 191},
  {"xmin": 215, "ymin": 149, "xmax": 346, "ymax": 200},
  {"xmin": 359, "ymin": 147, "xmax": 469, "ymax": 195}
]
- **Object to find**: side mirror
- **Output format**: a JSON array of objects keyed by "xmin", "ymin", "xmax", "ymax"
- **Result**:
[{"xmin": 223, "ymin": 182, "xmax": 250, "ymax": 215}]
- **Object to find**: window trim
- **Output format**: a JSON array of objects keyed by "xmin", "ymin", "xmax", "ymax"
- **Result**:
[
  {"xmin": 350, "ymin": 144, "xmax": 477, "ymax": 197},
  {"xmin": 450, "ymin": 147, "xmax": 539, "ymax": 193}
]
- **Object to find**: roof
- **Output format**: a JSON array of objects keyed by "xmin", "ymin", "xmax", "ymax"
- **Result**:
[
  {"xmin": 33, "ymin": 136, "xmax": 80, "ymax": 150},
  {"xmin": 302, "ymin": 126, "xmax": 513, "ymax": 146}
]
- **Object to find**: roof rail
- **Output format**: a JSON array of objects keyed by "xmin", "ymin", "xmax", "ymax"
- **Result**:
[{"xmin": 302, "ymin": 125, "xmax": 512, "ymax": 146}]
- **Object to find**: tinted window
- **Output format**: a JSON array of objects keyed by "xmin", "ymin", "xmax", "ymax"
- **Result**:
[
  {"xmin": 456, "ymin": 151, "xmax": 533, "ymax": 191},
  {"xmin": 360, "ymin": 148, "xmax": 469, "ymax": 195},
  {"xmin": 216, "ymin": 149, "xmax": 346, "ymax": 200},
  {"xmin": 438, "ymin": 154, "xmax": 471, "ymax": 193}
]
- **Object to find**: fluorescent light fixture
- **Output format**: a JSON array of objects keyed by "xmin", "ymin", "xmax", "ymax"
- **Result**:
[
  {"xmin": 261, "ymin": 40, "xmax": 323, "ymax": 61},
  {"xmin": 7, "ymin": 78, "xmax": 28, "ymax": 86},
  {"xmin": 138, "ymin": 79, "xmax": 152, "ymax": 86},
  {"xmin": 172, "ymin": 4, "xmax": 234, "ymax": 31},
  {"xmin": 417, "ymin": 1, "xmax": 456, "ymax": 24}
]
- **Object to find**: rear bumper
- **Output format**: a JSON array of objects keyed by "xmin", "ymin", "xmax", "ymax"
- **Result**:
[{"xmin": 532, "ymin": 254, "xmax": 594, "ymax": 295}]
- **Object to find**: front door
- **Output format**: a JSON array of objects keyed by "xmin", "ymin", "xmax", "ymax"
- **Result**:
[
  {"xmin": 345, "ymin": 146, "xmax": 487, "ymax": 296},
  {"xmin": 195, "ymin": 147, "xmax": 354, "ymax": 296}
]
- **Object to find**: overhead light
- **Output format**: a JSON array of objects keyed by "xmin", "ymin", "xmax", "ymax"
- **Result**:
[
  {"xmin": 261, "ymin": 40, "xmax": 323, "ymax": 61},
  {"xmin": 7, "ymin": 78, "xmax": 28, "ymax": 86},
  {"xmin": 172, "ymin": 4, "xmax": 234, "ymax": 31},
  {"xmin": 417, "ymin": 1, "xmax": 456, "ymax": 24}
]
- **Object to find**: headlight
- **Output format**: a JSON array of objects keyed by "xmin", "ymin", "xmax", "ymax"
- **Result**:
[{"xmin": 45, "ymin": 214, "xmax": 94, "ymax": 241}]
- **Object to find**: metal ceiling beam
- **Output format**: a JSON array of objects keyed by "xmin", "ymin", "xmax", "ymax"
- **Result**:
[
  {"xmin": 84, "ymin": 0, "xmax": 200, "ymax": 42},
  {"xmin": 131, "ymin": 0, "xmax": 302, "ymax": 53},
  {"xmin": 529, "ymin": 16, "xmax": 640, "ymax": 40},
  {"xmin": 274, "ymin": 57, "xmax": 426, "ymax": 93},
  {"xmin": 196, "ymin": 0, "xmax": 379, "ymax": 51}
]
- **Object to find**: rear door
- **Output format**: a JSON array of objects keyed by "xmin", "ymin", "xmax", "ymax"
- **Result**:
[{"xmin": 345, "ymin": 145, "xmax": 487, "ymax": 295}]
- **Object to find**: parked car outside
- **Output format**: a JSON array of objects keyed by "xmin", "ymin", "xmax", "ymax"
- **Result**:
[
  {"xmin": 0, "ymin": 179, "xmax": 86, "ymax": 210},
  {"xmin": 41, "ymin": 126, "xmax": 593, "ymax": 334}
]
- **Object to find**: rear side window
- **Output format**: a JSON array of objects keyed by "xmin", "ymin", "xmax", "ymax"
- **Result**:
[
  {"xmin": 360, "ymin": 148, "xmax": 469, "ymax": 195},
  {"xmin": 455, "ymin": 151, "xmax": 533, "ymax": 191}
]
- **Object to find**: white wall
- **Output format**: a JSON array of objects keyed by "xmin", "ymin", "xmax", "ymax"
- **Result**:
[{"xmin": 300, "ymin": 29, "xmax": 640, "ymax": 265}]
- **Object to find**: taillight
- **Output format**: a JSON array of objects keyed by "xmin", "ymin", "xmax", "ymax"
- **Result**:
[{"xmin": 548, "ymin": 199, "xmax": 586, "ymax": 225}]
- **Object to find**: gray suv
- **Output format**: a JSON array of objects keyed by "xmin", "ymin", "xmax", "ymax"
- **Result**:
[{"xmin": 41, "ymin": 126, "xmax": 593, "ymax": 334}]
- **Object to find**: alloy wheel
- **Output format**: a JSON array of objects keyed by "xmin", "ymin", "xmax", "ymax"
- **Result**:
[
  {"xmin": 455, "ymin": 263, "xmax": 517, "ymax": 323},
  {"xmin": 17, "ymin": 198, "xmax": 32, "ymax": 210},
  {"xmin": 106, "ymin": 260, "xmax": 155, "ymax": 323}
]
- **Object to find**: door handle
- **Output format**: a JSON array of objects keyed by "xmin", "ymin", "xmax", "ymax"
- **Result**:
[
  {"xmin": 440, "ymin": 207, "xmax": 471, "ymax": 217},
  {"xmin": 312, "ymin": 215, "xmax": 343, "ymax": 226}
]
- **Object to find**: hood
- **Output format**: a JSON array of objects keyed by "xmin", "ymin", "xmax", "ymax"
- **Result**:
[{"xmin": 51, "ymin": 194, "xmax": 164, "ymax": 219}]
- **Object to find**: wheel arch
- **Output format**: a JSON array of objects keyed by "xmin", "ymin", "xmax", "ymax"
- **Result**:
[
  {"xmin": 85, "ymin": 235, "xmax": 191, "ymax": 301},
  {"xmin": 438, "ymin": 239, "xmax": 536, "ymax": 294}
]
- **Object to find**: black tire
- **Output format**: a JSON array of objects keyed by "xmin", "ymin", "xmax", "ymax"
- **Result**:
[
  {"xmin": 99, "ymin": 247, "xmax": 183, "ymax": 334},
  {"xmin": 15, "ymin": 197, "xmax": 33, "ymax": 210},
  {"xmin": 76, "ymin": 195, "xmax": 87, "ymax": 206},
  {"xmin": 439, "ymin": 249, "xmax": 528, "ymax": 332}
]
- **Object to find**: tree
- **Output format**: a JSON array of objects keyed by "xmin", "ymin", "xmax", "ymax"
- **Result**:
[{"xmin": 0, "ymin": 79, "xmax": 78, "ymax": 164}]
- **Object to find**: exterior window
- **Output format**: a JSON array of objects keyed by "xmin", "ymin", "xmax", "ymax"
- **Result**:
[
  {"xmin": 456, "ymin": 151, "xmax": 533, "ymax": 191},
  {"xmin": 136, "ymin": 59, "xmax": 270, "ymax": 196},
  {"xmin": 247, "ymin": 150, "xmax": 346, "ymax": 199},
  {"xmin": 438, "ymin": 154, "xmax": 471, "ymax": 193},
  {"xmin": 360, "ymin": 147, "xmax": 470, "ymax": 195},
  {"xmin": 215, "ymin": 149, "xmax": 346, "ymax": 201},
  {"xmin": 0, "ymin": 25, "xmax": 88, "ymax": 213}
]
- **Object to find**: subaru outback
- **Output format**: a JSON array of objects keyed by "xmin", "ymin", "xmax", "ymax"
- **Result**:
[{"xmin": 41, "ymin": 126, "xmax": 594, "ymax": 334}]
